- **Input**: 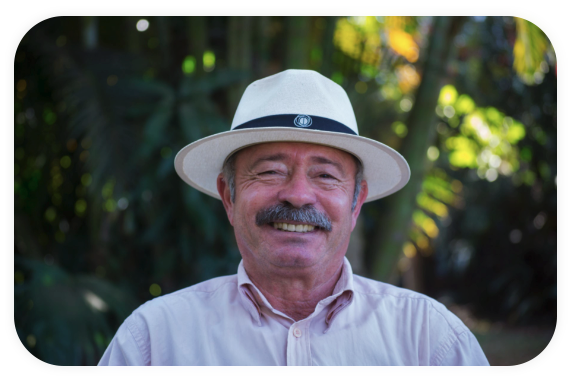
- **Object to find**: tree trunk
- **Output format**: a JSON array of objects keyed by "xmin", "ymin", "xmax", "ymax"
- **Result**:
[
  {"xmin": 187, "ymin": 16, "xmax": 208, "ymax": 76},
  {"xmin": 346, "ymin": 215, "xmax": 366, "ymax": 276},
  {"xmin": 320, "ymin": 17, "xmax": 338, "ymax": 78},
  {"xmin": 285, "ymin": 17, "xmax": 311, "ymax": 69},
  {"xmin": 226, "ymin": 16, "xmax": 253, "ymax": 116},
  {"xmin": 254, "ymin": 16, "xmax": 271, "ymax": 78},
  {"xmin": 82, "ymin": 16, "xmax": 98, "ymax": 50},
  {"xmin": 126, "ymin": 17, "xmax": 142, "ymax": 54},
  {"xmin": 156, "ymin": 17, "xmax": 172, "ymax": 75},
  {"xmin": 369, "ymin": 17, "xmax": 464, "ymax": 285}
]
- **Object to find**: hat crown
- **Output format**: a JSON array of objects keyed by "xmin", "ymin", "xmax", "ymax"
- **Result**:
[{"xmin": 231, "ymin": 70, "xmax": 359, "ymax": 134}]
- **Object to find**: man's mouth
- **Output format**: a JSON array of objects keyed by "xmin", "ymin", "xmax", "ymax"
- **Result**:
[{"xmin": 272, "ymin": 222, "xmax": 316, "ymax": 233}]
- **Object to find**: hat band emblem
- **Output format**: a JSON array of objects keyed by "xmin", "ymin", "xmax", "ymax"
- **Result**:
[{"xmin": 294, "ymin": 115, "xmax": 312, "ymax": 127}]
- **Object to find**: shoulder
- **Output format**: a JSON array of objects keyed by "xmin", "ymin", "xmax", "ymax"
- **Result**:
[
  {"xmin": 127, "ymin": 274, "xmax": 238, "ymax": 324},
  {"xmin": 352, "ymin": 274, "xmax": 467, "ymax": 335},
  {"xmin": 105, "ymin": 275, "xmax": 239, "ymax": 365}
]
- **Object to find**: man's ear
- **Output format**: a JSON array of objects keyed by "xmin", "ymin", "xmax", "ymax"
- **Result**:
[
  {"xmin": 351, "ymin": 180, "xmax": 368, "ymax": 231},
  {"xmin": 217, "ymin": 173, "xmax": 234, "ymax": 226}
]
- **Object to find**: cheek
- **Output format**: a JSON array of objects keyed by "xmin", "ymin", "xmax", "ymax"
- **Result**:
[
  {"xmin": 235, "ymin": 187, "xmax": 275, "ymax": 221},
  {"xmin": 320, "ymin": 192, "xmax": 353, "ymax": 224}
]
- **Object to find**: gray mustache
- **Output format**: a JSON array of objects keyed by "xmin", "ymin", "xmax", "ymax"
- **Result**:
[{"xmin": 255, "ymin": 204, "xmax": 332, "ymax": 232}]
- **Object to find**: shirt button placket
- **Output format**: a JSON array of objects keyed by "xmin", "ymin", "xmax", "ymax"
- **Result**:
[{"xmin": 287, "ymin": 324, "xmax": 310, "ymax": 366}]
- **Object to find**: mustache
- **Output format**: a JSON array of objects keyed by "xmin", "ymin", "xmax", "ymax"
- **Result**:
[{"xmin": 255, "ymin": 204, "xmax": 332, "ymax": 232}]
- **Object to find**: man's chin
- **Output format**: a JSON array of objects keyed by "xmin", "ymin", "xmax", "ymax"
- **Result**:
[{"xmin": 266, "ymin": 251, "xmax": 324, "ymax": 269}]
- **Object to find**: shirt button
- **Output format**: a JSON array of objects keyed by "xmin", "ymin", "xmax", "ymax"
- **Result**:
[{"xmin": 293, "ymin": 328, "xmax": 302, "ymax": 338}]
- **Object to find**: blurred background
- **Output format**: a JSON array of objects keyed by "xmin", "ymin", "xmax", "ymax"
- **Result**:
[{"xmin": 14, "ymin": 16, "xmax": 556, "ymax": 366}]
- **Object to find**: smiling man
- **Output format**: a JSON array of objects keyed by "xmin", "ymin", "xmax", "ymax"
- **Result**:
[
  {"xmin": 220, "ymin": 142, "xmax": 366, "ymax": 323},
  {"xmin": 98, "ymin": 69, "xmax": 489, "ymax": 366}
]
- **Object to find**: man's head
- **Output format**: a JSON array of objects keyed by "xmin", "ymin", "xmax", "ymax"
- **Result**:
[{"xmin": 216, "ymin": 142, "xmax": 368, "ymax": 277}]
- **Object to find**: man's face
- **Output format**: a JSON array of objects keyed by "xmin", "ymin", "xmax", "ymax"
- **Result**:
[{"xmin": 217, "ymin": 142, "xmax": 368, "ymax": 278}]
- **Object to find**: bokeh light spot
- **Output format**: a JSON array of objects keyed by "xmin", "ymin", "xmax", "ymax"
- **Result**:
[
  {"xmin": 533, "ymin": 212, "xmax": 546, "ymax": 229},
  {"xmin": 14, "ymin": 271, "xmax": 25, "ymax": 285},
  {"xmin": 149, "ymin": 283, "xmax": 162, "ymax": 296},
  {"xmin": 182, "ymin": 55, "xmax": 196, "ymax": 75},
  {"xmin": 81, "ymin": 173, "xmax": 92, "ymax": 187},
  {"xmin": 203, "ymin": 51, "xmax": 216, "ymax": 72},
  {"xmin": 438, "ymin": 85, "xmax": 458, "ymax": 106},
  {"xmin": 117, "ymin": 197, "xmax": 129, "ymax": 210},
  {"xmin": 56, "ymin": 35, "xmax": 67, "ymax": 47},
  {"xmin": 520, "ymin": 147, "xmax": 532, "ymax": 162},
  {"xmin": 403, "ymin": 242, "xmax": 417, "ymax": 258},
  {"xmin": 397, "ymin": 257, "xmax": 411, "ymax": 273},
  {"xmin": 16, "ymin": 112, "xmax": 26, "ymax": 125},
  {"xmin": 75, "ymin": 199, "xmax": 87, "ymax": 216},
  {"xmin": 392, "ymin": 121, "xmax": 408, "ymax": 138},
  {"xmin": 400, "ymin": 98, "xmax": 413, "ymax": 112},
  {"xmin": 107, "ymin": 75, "xmax": 118, "ymax": 86},
  {"xmin": 355, "ymin": 81, "xmax": 367, "ymax": 94},
  {"xmin": 55, "ymin": 231, "xmax": 65, "ymax": 243},
  {"xmin": 60, "ymin": 155, "xmax": 71, "ymax": 169},
  {"xmin": 16, "ymin": 79, "xmax": 27, "ymax": 92},
  {"xmin": 443, "ymin": 105, "xmax": 455, "ymax": 118},
  {"xmin": 27, "ymin": 334, "xmax": 36, "ymax": 348},
  {"xmin": 427, "ymin": 146, "xmax": 440, "ymax": 161},
  {"xmin": 509, "ymin": 229, "xmax": 522, "ymax": 243},
  {"xmin": 44, "ymin": 110, "xmax": 57, "ymax": 125},
  {"xmin": 80, "ymin": 151, "xmax": 89, "ymax": 162},
  {"xmin": 59, "ymin": 220, "xmax": 70, "ymax": 233},
  {"xmin": 44, "ymin": 207, "xmax": 57, "ymax": 222},
  {"xmin": 485, "ymin": 168, "xmax": 498, "ymax": 182},
  {"xmin": 81, "ymin": 137, "xmax": 92, "ymax": 149},
  {"xmin": 136, "ymin": 19, "xmax": 149, "ymax": 32},
  {"xmin": 142, "ymin": 190, "xmax": 153, "ymax": 202},
  {"xmin": 331, "ymin": 72, "xmax": 343, "ymax": 85},
  {"xmin": 104, "ymin": 199, "xmax": 117, "ymax": 212},
  {"xmin": 66, "ymin": 139, "xmax": 78, "ymax": 152}
]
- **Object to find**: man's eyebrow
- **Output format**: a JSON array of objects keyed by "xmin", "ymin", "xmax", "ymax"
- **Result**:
[
  {"xmin": 248, "ymin": 154, "xmax": 288, "ymax": 170},
  {"xmin": 310, "ymin": 156, "xmax": 345, "ymax": 175}
]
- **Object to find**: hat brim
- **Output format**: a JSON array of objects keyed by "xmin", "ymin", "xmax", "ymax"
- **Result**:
[{"xmin": 174, "ymin": 127, "xmax": 410, "ymax": 203}]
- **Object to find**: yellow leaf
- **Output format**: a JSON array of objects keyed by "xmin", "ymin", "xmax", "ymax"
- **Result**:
[
  {"xmin": 438, "ymin": 85, "xmax": 458, "ymax": 106},
  {"xmin": 387, "ymin": 28, "xmax": 419, "ymax": 63}
]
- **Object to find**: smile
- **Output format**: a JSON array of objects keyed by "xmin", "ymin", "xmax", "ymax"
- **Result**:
[{"xmin": 272, "ymin": 223, "xmax": 316, "ymax": 233}]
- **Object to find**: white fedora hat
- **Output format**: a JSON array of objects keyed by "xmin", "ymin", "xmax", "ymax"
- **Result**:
[{"xmin": 174, "ymin": 69, "xmax": 410, "ymax": 202}]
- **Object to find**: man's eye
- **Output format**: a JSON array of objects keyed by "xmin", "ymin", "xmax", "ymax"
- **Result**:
[
  {"xmin": 260, "ymin": 170, "xmax": 277, "ymax": 175},
  {"xmin": 319, "ymin": 174, "xmax": 334, "ymax": 179}
]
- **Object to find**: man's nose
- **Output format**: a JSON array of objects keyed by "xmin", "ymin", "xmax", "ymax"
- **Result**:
[{"xmin": 277, "ymin": 172, "xmax": 317, "ymax": 208}]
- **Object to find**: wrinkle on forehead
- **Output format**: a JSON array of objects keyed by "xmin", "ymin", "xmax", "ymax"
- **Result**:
[{"xmin": 237, "ymin": 142, "xmax": 355, "ymax": 176}]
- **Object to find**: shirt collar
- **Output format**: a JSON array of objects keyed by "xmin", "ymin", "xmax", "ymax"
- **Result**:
[{"xmin": 237, "ymin": 257, "xmax": 355, "ymax": 327}]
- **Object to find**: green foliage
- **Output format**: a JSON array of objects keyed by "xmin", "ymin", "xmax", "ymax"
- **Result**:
[
  {"xmin": 15, "ymin": 257, "xmax": 139, "ymax": 365},
  {"xmin": 436, "ymin": 86, "xmax": 526, "ymax": 182},
  {"xmin": 513, "ymin": 18, "xmax": 551, "ymax": 85}
]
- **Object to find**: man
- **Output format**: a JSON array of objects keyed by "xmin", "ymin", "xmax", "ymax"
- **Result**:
[{"xmin": 98, "ymin": 69, "xmax": 489, "ymax": 366}]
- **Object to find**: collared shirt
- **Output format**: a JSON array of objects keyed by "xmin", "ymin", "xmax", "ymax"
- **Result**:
[{"xmin": 98, "ymin": 258, "xmax": 489, "ymax": 366}]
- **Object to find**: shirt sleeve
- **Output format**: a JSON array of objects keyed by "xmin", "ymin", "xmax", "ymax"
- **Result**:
[
  {"xmin": 437, "ymin": 330, "xmax": 490, "ymax": 366},
  {"xmin": 98, "ymin": 319, "xmax": 148, "ymax": 366}
]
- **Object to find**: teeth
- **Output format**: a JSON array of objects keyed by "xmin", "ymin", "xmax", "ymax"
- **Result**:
[{"xmin": 272, "ymin": 223, "xmax": 316, "ymax": 233}]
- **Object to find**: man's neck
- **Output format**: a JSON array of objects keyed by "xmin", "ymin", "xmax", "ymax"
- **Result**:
[{"xmin": 244, "ymin": 260, "xmax": 344, "ymax": 322}]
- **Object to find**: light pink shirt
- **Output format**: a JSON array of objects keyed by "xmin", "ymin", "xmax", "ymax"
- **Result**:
[{"xmin": 98, "ymin": 258, "xmax": 489, "ymax": 366}]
